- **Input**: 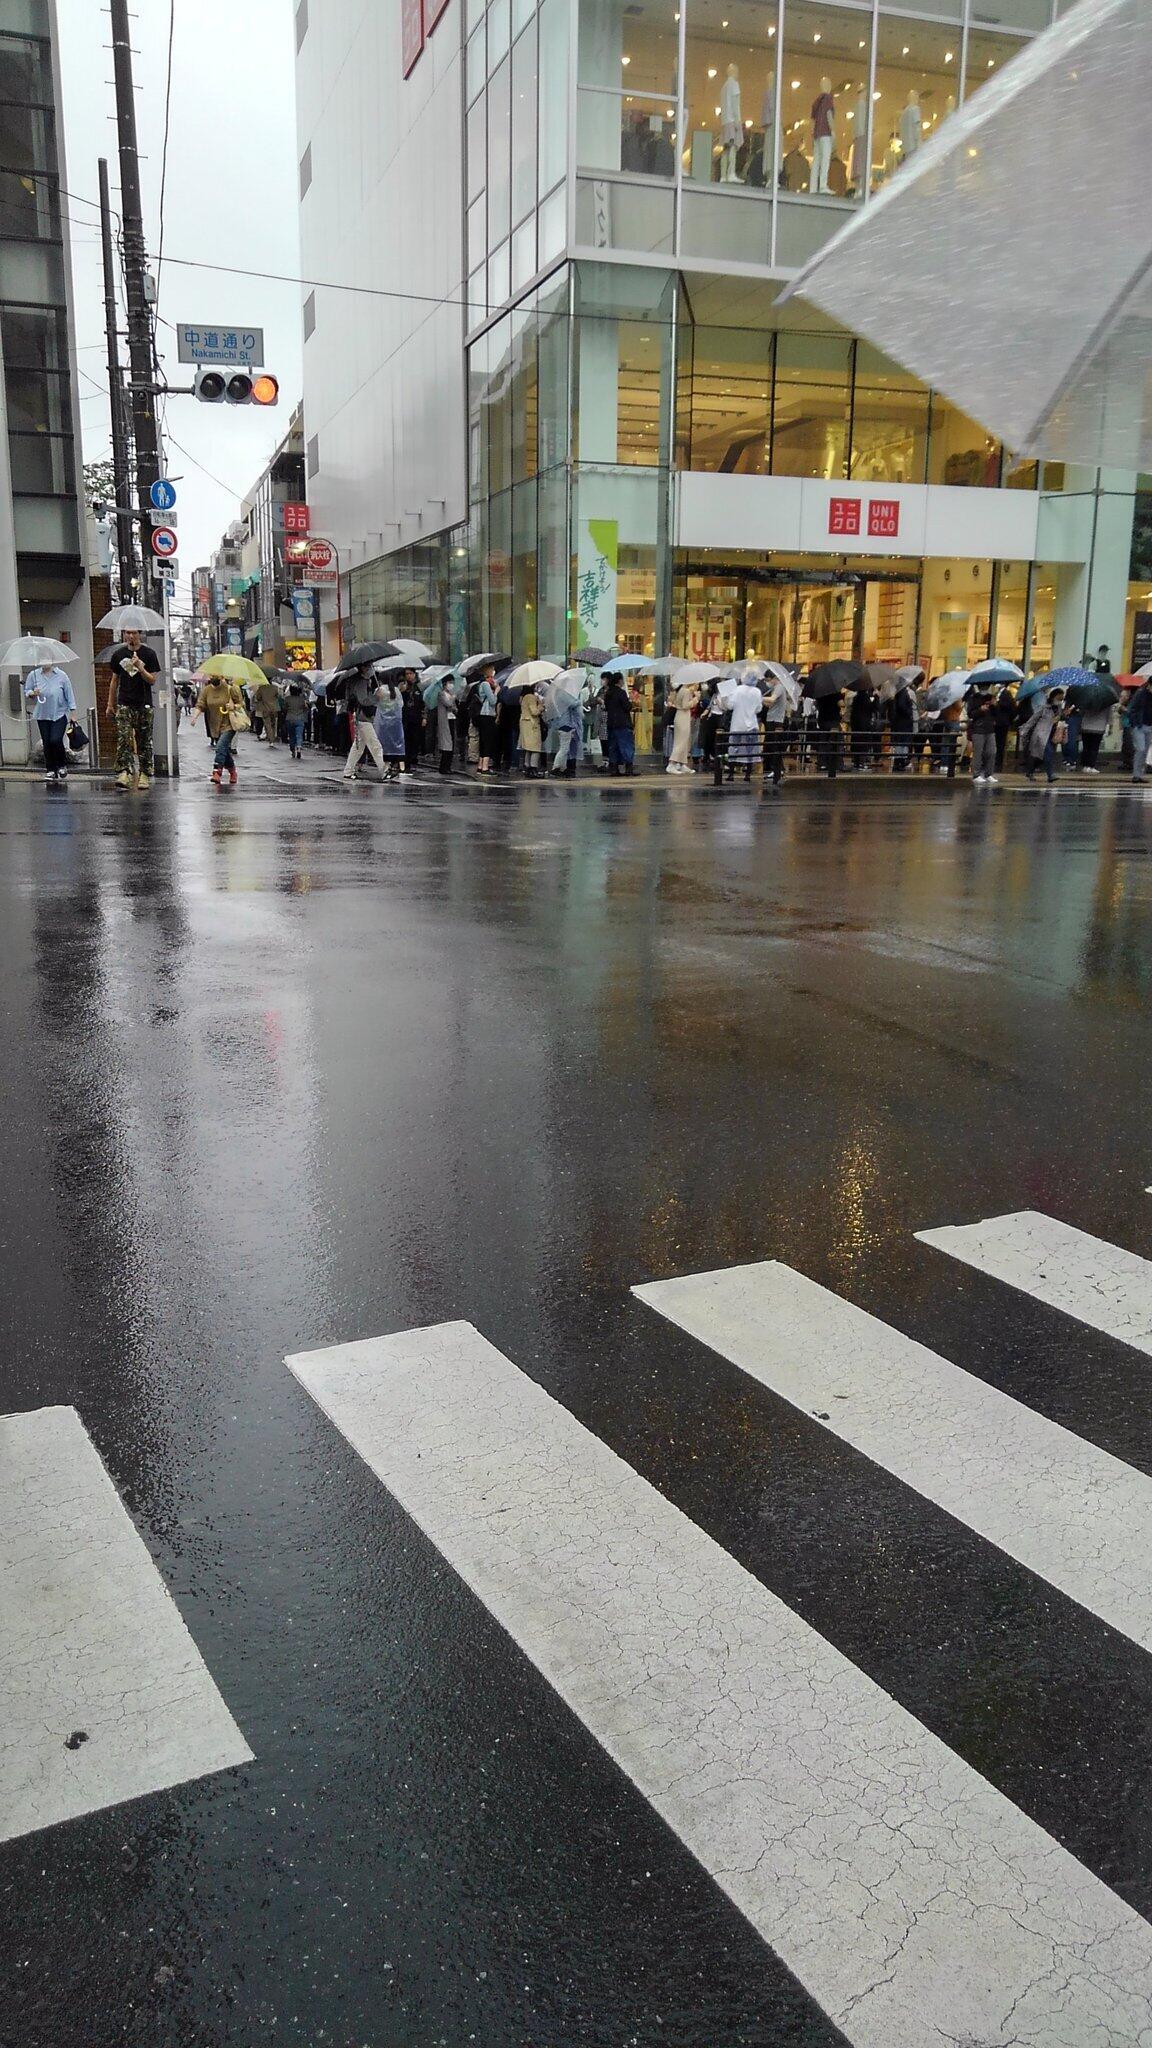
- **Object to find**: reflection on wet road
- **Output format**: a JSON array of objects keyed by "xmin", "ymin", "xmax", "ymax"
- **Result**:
[{"xmin": 4, "ymin": 775, "xmax": 1152, "ymax": 2047}]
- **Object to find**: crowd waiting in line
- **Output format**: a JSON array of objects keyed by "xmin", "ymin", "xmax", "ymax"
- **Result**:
[{"xmin": 177, "ymin": 644, "xmax": 1152, "ymax": 791}]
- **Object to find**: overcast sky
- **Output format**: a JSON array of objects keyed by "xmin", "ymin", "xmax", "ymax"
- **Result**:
[{"xmin": 57, "ymin": 0, "xmax": 303, "ymax": 610}]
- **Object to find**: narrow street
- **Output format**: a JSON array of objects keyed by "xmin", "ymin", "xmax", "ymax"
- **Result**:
[{"xmin": 4, "ymin": 772, "xmax": 1152, "ymax": 2046}]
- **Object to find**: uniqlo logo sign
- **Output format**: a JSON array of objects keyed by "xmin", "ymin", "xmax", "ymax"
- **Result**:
[
  {"xmin": 868, "ymin": 498, "xmax": 900, "ymax": 538},
  {"xmin": 282, "ymin": 503, "xmax": 309, "ymax": 535},
  {"xmin": 828, "ymin": 497, "xmax": 861, "ymax": 537}
]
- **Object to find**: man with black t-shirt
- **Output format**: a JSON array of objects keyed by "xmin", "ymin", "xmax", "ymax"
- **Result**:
[{"xmin": 105, "ymin": 629, "xmax": 160, "ymax": 788}]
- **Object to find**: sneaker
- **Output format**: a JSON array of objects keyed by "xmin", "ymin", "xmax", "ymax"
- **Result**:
[
  {"xmin": 973, "ymin": 775, "xmax": 986, "ymax": 784},
  {"xmin": 44, "ymin": 771, "xmax": 56, "ymax": 785},
  {"xmin": 987, "ymin": 775, "xmax": 999, "ymax": 784},
  {"xmin": 116, "ymin": 770, "xmax": 132, "ymax": 788},
  {"xmin": 57, "ymin": 768, "xmax": 67, "ymax": 782},
  {"xmin": 136, "ymin": 774, "xmax": 150, "ymax": 790},
  {"xmin": 1084, "ymin": 766, "xmax": 1100, "ymax": 775},
  {"xmin": 343, "ymin": 772, "xmax": 358, "ymax": 783}
]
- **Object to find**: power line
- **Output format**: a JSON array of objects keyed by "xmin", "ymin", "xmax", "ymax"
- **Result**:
[
  {"xmin": 163, "ymin": 428, "xmax": 247, "ymax": 500},
  {"xmin": 158, "ymin": 249, "xmax": 490, "ymax": 316}
]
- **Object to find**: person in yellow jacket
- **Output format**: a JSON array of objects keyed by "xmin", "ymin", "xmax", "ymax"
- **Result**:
[{"xmin": 191, "ymin": 677, "xmax": 248, "ymax": 788}]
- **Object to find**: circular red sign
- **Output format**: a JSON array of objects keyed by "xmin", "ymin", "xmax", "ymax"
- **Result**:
[{"xmin": 305, "ymin": 539, "xmax": 335, "ymax": 571}]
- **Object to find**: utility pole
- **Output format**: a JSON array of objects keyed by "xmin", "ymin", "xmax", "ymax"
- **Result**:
[
  {"xmin": 109, "ymin": 0, "xmax": 161, "ymax": 561},
  {"xmin": 97, "ymin": 156, "xmax": 136, "ymax": 603}
]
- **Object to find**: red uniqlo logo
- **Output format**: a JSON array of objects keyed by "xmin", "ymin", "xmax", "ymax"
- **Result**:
[
  {"xmin": 868, "ymin": 498, "xmax": 900, "ymax": 538},
  {"xmin": 828, "ymin": 497, "xmax": 861, "ymax": 537},
  {"xmin": 283, "ymin": 503, "xmax": 310, "ymax": 534}
]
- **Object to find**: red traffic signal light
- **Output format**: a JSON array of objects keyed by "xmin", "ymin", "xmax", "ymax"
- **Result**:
[{"xmin": 193, "ymin": 367, "xmax": 279, "ymax": 406}]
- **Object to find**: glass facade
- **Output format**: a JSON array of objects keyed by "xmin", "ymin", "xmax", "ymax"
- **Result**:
[{"xmin": 0, "ymin": 1, "xmax": 81, "ymax": 573}]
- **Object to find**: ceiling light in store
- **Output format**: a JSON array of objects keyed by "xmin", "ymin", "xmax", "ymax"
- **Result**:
[
  {"xmin": 944, "ymin": 49, "xmax": 953, "ymax": 61},
  {"xmin": 872, "ymin": 88, "xmax": 881, "ymax": 99},
  {"xmin": 967, "ymin": 145, "xmax": 978, "ymax": 157},
  {"xmin": 708, "ymin": 64, "xmax": 717, "ymax": 76},
  {"xmin": 901, "ymin": 44, "xmax": 909, "ymax": 55},
  {"xmin": 621, "ymin": 53, "xmax": 630, "ymax": 63},
  {"xmin": 813, "ymin": 30, "xmax": 821, "ymax": 41},
  {"xmin": 666, "ymin": 106, "xmax": 674, "ymax": 116},
  {"xmin": 858, "ymin": 38, "xmax": 865, "ymax": 49},
  {"xmin": 987, "ymin": 57, "xmax": 995, "ymax": 67},
  {"xmin": 767, "ymin": 23, "xmax": 774, "ymax": 33},
  {"xmin": 721, "ymin": 17, "xmax": 728, "ymax": 25},
  {"xmin": 791, "ymin": 77, "xmax": 800, "ymax": 88},
  {"xmin": 714, "ymin": 103, "xmax": 721, "ymax": 113}
]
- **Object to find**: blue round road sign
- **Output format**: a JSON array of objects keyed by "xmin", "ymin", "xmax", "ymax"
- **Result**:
[{"xmin": 150, "ymin": 478, "xmax": 176, "ymax": 511}]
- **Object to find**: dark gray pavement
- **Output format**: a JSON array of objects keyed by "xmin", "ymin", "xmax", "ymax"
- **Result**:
[{"xmin": 4, "ymin": 756, "xmax": 1152, "ymax": 2047}]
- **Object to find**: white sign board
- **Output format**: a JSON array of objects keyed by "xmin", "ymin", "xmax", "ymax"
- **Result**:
[{"xmin": 176, "ymin": 324, "xmax": 264, "ymax": 366}]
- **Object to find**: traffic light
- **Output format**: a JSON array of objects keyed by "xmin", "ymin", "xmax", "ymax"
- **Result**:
[{"xmin": 193, "ymin": 367, "xmax": 279, "ymax": 406}]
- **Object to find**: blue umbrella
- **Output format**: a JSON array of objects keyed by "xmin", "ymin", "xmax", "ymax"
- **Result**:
[
  {"xmin": 601, "ymin": 653, "xmax": 651, "ymax": 675},
  {"xmin": 1019, "ymin": 664, "xmax": 1095, "ymax": 701},
  {"xmin": 969, "ymin": 658, "xmax": 1024, "ymax": 684}
]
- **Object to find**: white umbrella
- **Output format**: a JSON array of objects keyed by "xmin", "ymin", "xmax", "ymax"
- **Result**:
[
  {"xmin": 96, "ymin": 603, "xmax": 165, "ymax": 633},
  {"xmin": 669, "ymin": 661, "xmax": 724, "ymax": 689},
  {"xmin": 0, "ymin": 634, "xmax": 78, "ymax": 667},
  {"xmin": 639, "ymin": 655, "xmax": 686, "ymax": 678},
  {"xmin": 782, "ymin": 0, "xmax": 1152, "ymax": 469},
  {"xmin": 896, "ymin": 665, "xmax": 926, "ymax": 686},
  {"xmin": 504, "ymin": 659, "xmax": 561, "ymax": 691},
  {"xmin": 388, "ymin": 636, "xmax": 436, "ymax": 661},
  {"xmin": 1134, "ymin": 662, "xmax": 1152, "ymax": 680},
  {"xmin": 969, "ymin": 658, "xmax": 1026, "ymax": 682}
]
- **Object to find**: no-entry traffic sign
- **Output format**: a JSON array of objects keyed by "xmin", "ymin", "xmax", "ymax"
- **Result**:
[{"xmin": 151, "ymin": 525, "xmax": 178, "ymax": 558}]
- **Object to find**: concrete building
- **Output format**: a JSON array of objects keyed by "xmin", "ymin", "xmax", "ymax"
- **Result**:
[
  {"xmin": 0, "ymin": 0, "xmax": 95, "ymax": 764},
  {"xmin": 294, "ymin": 0, "xmax": 1144, "ymax": 677}
]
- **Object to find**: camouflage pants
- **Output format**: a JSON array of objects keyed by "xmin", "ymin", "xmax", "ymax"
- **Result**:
[{"xmin": 115, "ymin": 704, "xmax": 153, "ymax": 776}]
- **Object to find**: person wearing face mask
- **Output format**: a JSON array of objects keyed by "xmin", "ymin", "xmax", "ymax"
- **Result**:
[
  {"xmin": 105, "ymin": 628, "xmax": 160, "ymax": 789},
  {"xmin": 25, "ymin": 659, "xmax": 76, "ymax": 786}
]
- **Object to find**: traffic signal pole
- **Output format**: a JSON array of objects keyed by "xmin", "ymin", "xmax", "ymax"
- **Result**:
[
  {"xmin": 109, "ymin": 0, "xmax": 161, "ymax": 545},
  {"xmin": 97, "ymin": 156, "xmax": 136, "ymax": 603}
]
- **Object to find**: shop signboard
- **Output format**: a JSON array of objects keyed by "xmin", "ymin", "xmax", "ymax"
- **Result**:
[
  {"xmin": 291, "ymin": 590, "xmax": 316, "ymax": 631},
  {"xmin": 576, "ymin": 517, "xmax": 617, "ymax": 647},
  {"xmin": 275, "ymin": 503, "xmax": 310, "ymax": 535},
  {"xmin": 284, "ymin": 639, "xmax": 316, "ymax": 666},
  {"xmin": 224, "ymin": 623, "xmax": 243, "ymax": 652},
  {"xmin": 303, "ymin": 538, "xmax": 338, "ymax": 585},
  {"xmin": 868, "ymin": 499, "xmax": 900, "ymax": 539},
  {"xmin": 1132, "ymin": 611, "xmax": 1152, "ymax": 670},
  {"xmin": 401, "ymin": 0, "xmax": 424, "ymax": 76},
  {"xmin": 828, "ymin": 498, "xmax": 861, "ymax": 538}
]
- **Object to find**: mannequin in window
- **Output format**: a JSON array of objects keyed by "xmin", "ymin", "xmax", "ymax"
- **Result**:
[
  {"xmin": 720, "ymin": 63, "xmax": 743, "ymax": 181},
  {"xmin": 849, "ymin": 87, "xmax": 868, "ymax": 192},
  {"xmin": 810, "ymin": 77, "xmax": 836, "ymax": 194},
  {"xmin": 899, "ymin": 89, "xmax": 922, "ymax": 163}
]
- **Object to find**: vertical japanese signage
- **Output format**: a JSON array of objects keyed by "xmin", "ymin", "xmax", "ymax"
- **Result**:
[
  {"xmin": 402, "ymin": 0, "xmax": 424, "ymax": 77},
  {"xmin": 576, "ymin": 518, "xmax": 618, "ymax": 648},
  {"xmin": 828, "ymin": 498, "xmax": 861, "ymax": 539}
]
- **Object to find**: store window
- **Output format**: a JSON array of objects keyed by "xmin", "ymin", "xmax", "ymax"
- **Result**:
[
  {"xmin": 536, "ymin": 273, "xmax": 570, "ymax": 472},
  {"xmin": 488, "ymin": 56, "xmax": 511, "ymax": 246},
  {"xmin": 682, "ymin": 0, "xmax": 777, "ymax": 191},
  {"xmin": 1029, "ymin": 564, "xmax": 1058, "ymax": 674},
  {"xmin": 992, "ymin": 561, "xmax": 1030, "ymax": 665},
  {"xmin": 509, "ymin": 305, "xmax": 538, "ymax": 484},
  {"xmin": 778, "ymin": 1, "xmax": 871, "ymax": 204},
  {"xmin": 467, "ymin": 94, "xmax": 485, "ymax": 203},
  {"xmin": 850, "ymin": 343, "xmax": 928, "ymax": 486},
  {"xmin": 927, "ymin": 390, "xmax": 1001, "ymax": 487},
  {"xmin": 963, "ymin": 26, "xmax": 1029, "ymax": 109},
  {"xmin": 686, "ymin": 324, "xmax": 772, "ymax": 473},
  {"xmin": 920, "ymin": 559, "xmax": 995, "ymax": 673},
  {"xmin": 512, "ymin": 479, "xmax": 538, "ymax": 656},
  {"xmin": 488, "ymin": 0, "xmax": 511, "ymax": 71},
  {"xmin": 772, "ymin": 330, "xmax": 850, "ymax": 479},
  {"xmin": 578, "ymin": 0, "xmax": 679, "ymax": 177},
  {"xmin": 871, "ymin": 15, "xmax": 958, "ymax": 195},
  {"xmin": 970, "ymin": 0, "xmax": 1049, "ymax": 36}
]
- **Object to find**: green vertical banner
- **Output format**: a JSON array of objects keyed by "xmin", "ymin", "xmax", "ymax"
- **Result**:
[{"xmin": 576, "ymin": 517, "xmax": 618, "ymax": 647}]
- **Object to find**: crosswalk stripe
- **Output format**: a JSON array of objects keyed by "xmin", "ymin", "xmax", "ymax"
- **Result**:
[
  {"xmin": 633, "ymin": 1259, "xmax": 1152, "ymax": 1655},
  {"xmin": 288, "ymin": 1320, "xmax": 1152, "ymax": 2047},
  {"xmin": 916, "ymin": 1210, "xmax": 1152, "ymax": 1355},
  {"xmin": 1, "ymin": 1406, "xmax": 252, "ymax": 1843}
]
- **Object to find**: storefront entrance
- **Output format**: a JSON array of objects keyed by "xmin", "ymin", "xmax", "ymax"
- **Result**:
[{"xmin": 676, "ymin": 563, "xmax": 922, "ymax": 668}]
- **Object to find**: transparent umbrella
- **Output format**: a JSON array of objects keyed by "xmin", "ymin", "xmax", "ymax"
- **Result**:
[
  {"xmin": 0, "ymin": 635, "xmax": 78, "ymax": 667},
  {"xmin": 96, "ymin": 603, "xmax": 165, "ymax": 633},
  {"xmin": 783, "ymin": 0, "xmax": 1152, "ymax": 469}
]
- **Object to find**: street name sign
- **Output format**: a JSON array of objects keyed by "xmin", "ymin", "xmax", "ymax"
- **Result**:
[{"xmin": 176, "ymin": 325, "xmax": 264, "ymax": 367}]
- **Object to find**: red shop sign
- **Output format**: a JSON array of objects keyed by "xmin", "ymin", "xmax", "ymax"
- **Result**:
[
  {"xmin": 828, "ymin": 497, "xmax": 861, "ymax": 538},
  {"xmin": 868, "ymin": 498, "xmax": 901, "ymax": 539}
]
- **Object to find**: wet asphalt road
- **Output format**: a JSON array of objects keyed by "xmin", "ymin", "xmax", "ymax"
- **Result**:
[{"xmin": 4, "ymin": 758, "xmax": 1152, "ymax": 2048}]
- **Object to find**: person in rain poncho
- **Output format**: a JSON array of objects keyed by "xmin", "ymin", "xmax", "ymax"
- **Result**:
[
  {"xmin": 725, "ymin": 676, "xmax": 764, "ymax": 782},
  {"xmin": 436, "ymin": 676, "xmax": 457, "ymax": 773},
  {"xmin": 666, "ymin": 678, "xmax": 699, "ymax": 774},
  {"xmin": 519, "ymin": 684, "xmax": 545, "ymax": 776},
  {"xmin": 1021, "ymin": 690, "xmax": 1065, "ymax": 786},
  {"xmin": 550, "ymin": 679, "xmax": 584, "ymax": 778},
  {"xmin": 373, "ymin": 672, "xmax": 409, "ymax": 781}
]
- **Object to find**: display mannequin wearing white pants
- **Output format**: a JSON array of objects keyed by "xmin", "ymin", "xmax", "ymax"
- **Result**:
[
  {"xmin": 811, "ymin": 133, "xmax": 833, "ymax": 193},
  {"xmin": 344, "ymin": 716, "xmax": 385, "ymax": 780}
]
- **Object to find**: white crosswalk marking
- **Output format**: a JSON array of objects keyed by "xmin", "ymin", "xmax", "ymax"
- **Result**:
[
  {"xmin": 633, "ymin": 1259, "xmax": 1152, "ymax": 1655},
  {"xmin": 1, "ymin": 1406, "xmax": 252, "ymax": 1843},
  {"xmin": 288, "ymin": 1320, "xmax": 1152, "ymax": 2048},
  {"xmin": 916, "ymin": 1210, "xmax": 1152, "ymax": 1354}
]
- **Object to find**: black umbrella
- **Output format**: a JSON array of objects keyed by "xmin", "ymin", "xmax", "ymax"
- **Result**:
[
  {"xmin": 807, "ymin": 660, "xmax": 863, "ymax": 699},
  {"xmin": 458, "ymin": 650, "xmax": 509, "ymax": 678},
  {"xmin": 335, "ymin": 641, "xmax": 395, "ymax": 672},
  {"xmin": 1065, "ymin": 677, "xmax": 1120, "ymax": 714}
]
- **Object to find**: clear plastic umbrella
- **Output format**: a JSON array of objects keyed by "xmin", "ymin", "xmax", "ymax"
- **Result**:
[
  {"xmin": 783, "ymin": 0, "xmax": 1152, "ymax": 469},
  {"xmin": 505, "ymin": 659, "xmax": 561, "ymax": 691},
  {"xmin": 387, "ymin": 637, "xmax": 435, "ymax": 661},
  {"xmin": 922, "ymin": 673, "xmax": 972, "ymax": 715},
  {"xmin": 96, "ymin": 603, "xmax": 165, "ymax": 633},
  {"xmin": 638, "ymin": 655, "xmax": 685, "ymax": 678},
  {"xmin": 0, "ymin": 635, "xmax": 78, "ymax": 667},
  {"xmin": 970, "ymin": 658, "xmax": 1025, "ymax": 683}
]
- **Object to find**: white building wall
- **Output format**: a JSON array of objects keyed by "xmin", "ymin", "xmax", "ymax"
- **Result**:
[{"xmin": 295, "ymin": 0, "xmax": 468, "ymax": 577}]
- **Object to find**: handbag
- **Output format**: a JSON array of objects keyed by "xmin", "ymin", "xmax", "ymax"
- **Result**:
[{"xmin": 66, "ymin": 720, "xmax": 88, "ymax": 751}]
